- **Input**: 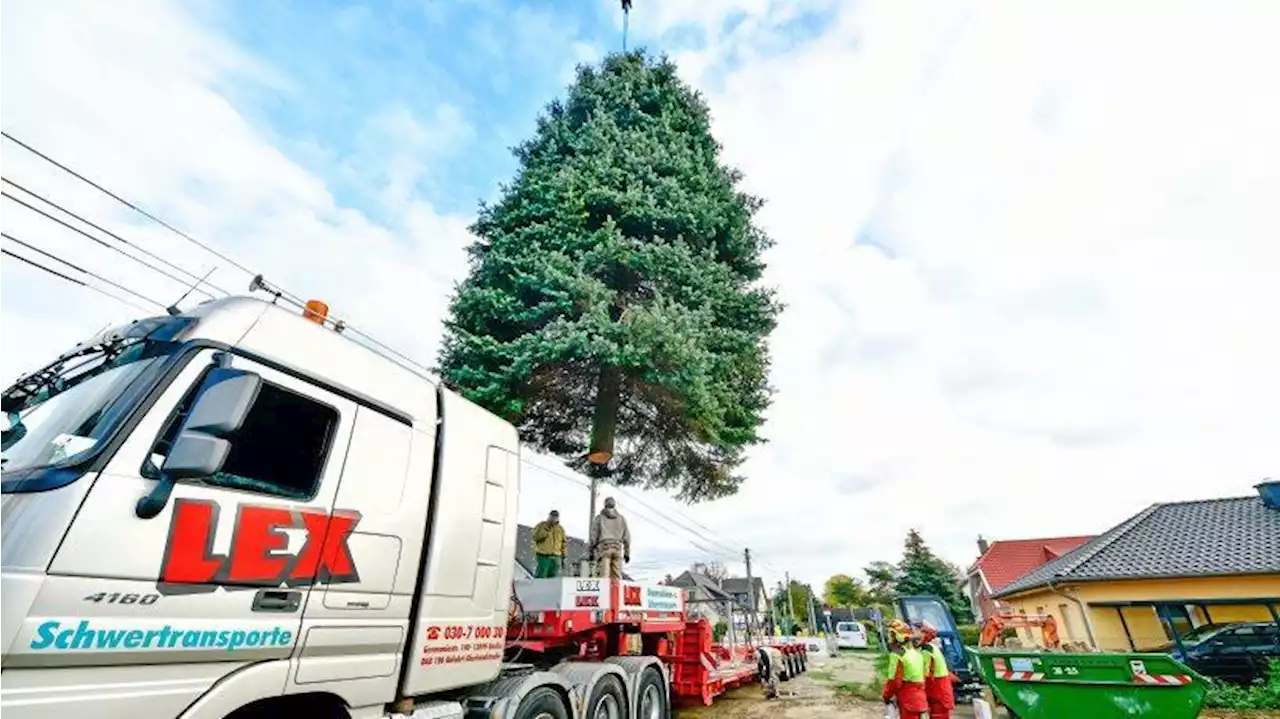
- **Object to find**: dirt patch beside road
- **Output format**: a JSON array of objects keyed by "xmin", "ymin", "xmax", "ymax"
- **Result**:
[{"xmin": 675, "ymin": 651, "xmax": 982, "ymax": 719}]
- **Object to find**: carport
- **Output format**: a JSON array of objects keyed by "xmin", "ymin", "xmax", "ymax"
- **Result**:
[{"xmin": 1090, "ymin": 596, "xmax": 1280, "ymax": 678}]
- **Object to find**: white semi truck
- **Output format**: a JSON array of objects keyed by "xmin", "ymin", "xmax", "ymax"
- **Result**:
[{"xmin": 0, "ymin": 292, "xmax": 708, "ymax": 719}]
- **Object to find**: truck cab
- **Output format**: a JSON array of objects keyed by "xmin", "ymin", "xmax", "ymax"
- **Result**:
[{"xmin": 1, "ymin": 296, "xmax": 525, "ymax": 719}]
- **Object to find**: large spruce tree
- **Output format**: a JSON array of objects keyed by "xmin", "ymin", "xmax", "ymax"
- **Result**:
[
  {"xmin": 895, "ymin": 530, "xmax": 975, "ymax": 624},
  {"xmin": 438, "ymin": 51, "xmax": 779, "ymax": 501}
]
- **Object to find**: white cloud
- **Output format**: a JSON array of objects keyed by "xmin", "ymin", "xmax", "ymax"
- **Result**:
[
  {"xmin": 3, "ymin": 0, "xmax": 1279, "ymax": 597},
  {"xmin": 659, "ymin": 0, "xmax": 1280, "ymax": 586}
]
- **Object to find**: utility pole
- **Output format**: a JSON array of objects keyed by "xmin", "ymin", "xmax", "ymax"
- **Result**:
[
  {"xmin": 744, "ymin": 548, "xmax": 758, "ymax": 644},
  {"xmin": 784, "ymin": 572, "xmax": 797, "ymax": 634},
  {"xmin": 807, "ymin": 591, "xmax": 819, "ymax": 635}
]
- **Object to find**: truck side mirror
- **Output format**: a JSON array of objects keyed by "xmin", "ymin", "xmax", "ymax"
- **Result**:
[{"xmin": 135, "ymin": 368, "xmax": 262, "ymax": 519}]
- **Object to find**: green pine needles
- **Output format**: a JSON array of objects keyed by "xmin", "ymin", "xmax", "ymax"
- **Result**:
[{"xmin": 438, "ymin": 51, "xmax": 780, "ymax": 502}]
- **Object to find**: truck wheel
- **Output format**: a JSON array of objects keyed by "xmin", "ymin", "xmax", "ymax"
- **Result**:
[
  {"xmin": 636, "ymin": 666, "xmax": 668, "ymax": 719},
  {"xmin": 515, "ymin": 687, "xmax": 569, "ymax": 719},
  {"xmin": 587, "ymin": 675, "xmax": 626, "ymax": 719}
]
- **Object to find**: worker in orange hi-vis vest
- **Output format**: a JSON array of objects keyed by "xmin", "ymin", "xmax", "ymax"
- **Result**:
[
  {"xmin": 916, "ymin": 622, "xmax": 957, "ymax": 719},
  {"xmin": 881, "ymin": 620, "xmax": 929, "ymax": 718}
]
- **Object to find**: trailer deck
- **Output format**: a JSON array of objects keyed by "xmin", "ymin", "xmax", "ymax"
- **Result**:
[{"xmin": 509, "ymin": 577, "xmax": 806, "ymax": 705}]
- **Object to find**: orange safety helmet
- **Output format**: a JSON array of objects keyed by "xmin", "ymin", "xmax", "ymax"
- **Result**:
[
  {"xmin": 887, "ymin": 619, "xmax": 913, "ymax": 645},
  {"xmin": 917, "ymin": 621, "xmax": 938, "ymax": 643}
]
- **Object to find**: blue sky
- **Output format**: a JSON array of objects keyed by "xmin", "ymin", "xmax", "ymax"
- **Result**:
[
  {"xmin": 208, "ymin": 0, "xmax": 616, "ymax": 218},
  {"xmin": 2, "ymin": 0, "xmax": 1278, "ymax": 588}
]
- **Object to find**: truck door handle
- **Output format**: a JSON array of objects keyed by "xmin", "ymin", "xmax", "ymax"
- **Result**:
[{"xmin": 252, "ymin": 589, "xmax": 301, "ymax": 613}]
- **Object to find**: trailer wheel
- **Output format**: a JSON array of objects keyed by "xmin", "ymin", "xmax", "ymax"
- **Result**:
[
  {"xmin": 635, "ymin": 666, "xmax": 668, "ymax": 719},
  {"xmin": 587, "ymin": 675, "xmax": 626, "ymax": 719},
  {"xmin": 515, "ymin": 687, "xmax": 569, "ymax": 719},
  {"xmin": 798, "ymin": 650, "xmax": 807, "ymax": 673}
]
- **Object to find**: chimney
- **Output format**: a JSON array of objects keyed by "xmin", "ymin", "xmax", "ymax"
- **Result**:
[
  {"xmin": 977, "ymin": 535, "xmax": 990, "ymax": 556},
  {"xmin": 1256, "ymin": 479, "xmax": 1280, "ymax": 510}
]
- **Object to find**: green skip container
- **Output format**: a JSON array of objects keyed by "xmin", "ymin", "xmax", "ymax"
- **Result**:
[{"xmin": 967, "ymin": 648, "xmax": 1209, "ymax": 719}]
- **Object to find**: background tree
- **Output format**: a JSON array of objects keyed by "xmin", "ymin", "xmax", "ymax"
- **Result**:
[
  {"xmin": 823, "ymin": 573, "xmax": 869, "ymax": 610},
  {"xmin": 772, "ymin": 579, "xmax": 817, "ymax": 631},
  {"xmin": 894, "ymin": 529, "xmax": 975, "ymax": 623},
  {"xmin": 863, "ymin": 561, "xmax": 900, "ymax": 607},
  {"xmin": 690, "ymin": 560, "xmax": 730, "ymax": 583},
  {"xmin": 438, "ymin": 51, "xmax": 780, "ymax": 501}
]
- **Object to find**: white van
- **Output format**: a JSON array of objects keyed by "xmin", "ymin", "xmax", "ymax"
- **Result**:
[{"xmin": 835, "ymin": 620, "xmax": 869, "ymax": 649}]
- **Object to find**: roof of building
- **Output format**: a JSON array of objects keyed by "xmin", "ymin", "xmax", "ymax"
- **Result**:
[
  {"xmin": 994, "ymin": 495, "xmax": 1280, "ymax": 599},
  {"xmin": 969, "ymin": 535, "xmax": 1096, "ymax": 593},
  {"xmin": 721, "ymin": 577, "xmax": 765, "ymax": 597},
  {"xmin": 670, "ymin": 571, "xmax": 735, "ymax": 603},
  {"xmin": 514, "ymin": 524, "xmax": 632, "ymax": 580}
]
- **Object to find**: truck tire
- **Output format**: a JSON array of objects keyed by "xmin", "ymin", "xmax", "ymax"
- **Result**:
[
  {"xmin": 515, "ymin": 687, "xmax": 570, "ymax": 719},
  {"xmin": 587, "ymin": 675, "xmax": 626, "ymax": 719},
  {"xmin": 635, "ymin": 666, "xmax": 668, "ymax": 719}
]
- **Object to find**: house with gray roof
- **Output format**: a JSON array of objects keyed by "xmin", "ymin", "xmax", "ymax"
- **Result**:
[
  {"xmin": 669, "ymin": 570, "xmax": 737, "ymax": 628},
  {"xmin": 721, "ymin": 577, "xmax": 768, "ymax": 631},
  {"xmin": 991, "ymin": 481, "xmax": 1280, "ymax": 652}
]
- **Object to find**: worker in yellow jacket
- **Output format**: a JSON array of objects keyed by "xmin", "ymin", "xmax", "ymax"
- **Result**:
[
  {"xmin": 532, "ymin": 510, "xmax": 567, "ymax": 578},
  {"xmin": 881, "ymin": 620, "xmax": 929, "ymax": 718}
]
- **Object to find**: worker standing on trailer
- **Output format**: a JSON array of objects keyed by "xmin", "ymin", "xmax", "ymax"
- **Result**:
[
  {"xmin": 917, "ymin": 622, "xmax": 956, "ymax": 719},
  {"xmin": 881, "ymin": 620, "xmax": 929, "ymax": 718},
  {"xmin": 590, "ymin": 496, "xmax": 631, "ymax": 579},
  {"xmin": 532, "ymin": 509, "xmax": 567, "ymax": 578}
]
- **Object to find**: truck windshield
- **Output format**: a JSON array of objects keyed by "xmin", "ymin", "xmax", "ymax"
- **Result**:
[{"xmin": 2, "ymin": 329, "xmax": 181, "ymax": 489}]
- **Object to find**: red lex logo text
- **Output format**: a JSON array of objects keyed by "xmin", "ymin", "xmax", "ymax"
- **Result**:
[{"xmin": 159, "ymin": 498, "xmax": 361, "ymax": 588}]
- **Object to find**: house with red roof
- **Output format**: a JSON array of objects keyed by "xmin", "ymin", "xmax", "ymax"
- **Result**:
[{"xmin": 965, "ymin": 534, "xmax": 1095, "ymax": 622}]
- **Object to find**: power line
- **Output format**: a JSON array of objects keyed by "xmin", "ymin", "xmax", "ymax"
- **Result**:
[
  {"xmin": 522, "ymin": 455, "xmax": 784, "ymax": 575},
  {"xmin": 521, "ymin": 457, "xmax": 743, "ymax": 563},
  {"xmin": 523, "ymin": 454, "xmax": 745, "ymax": 557},
  {"xmin": 528, "ymin": 463, "xmax": 738, "ymax": 562},
  {"xmin": 1, "ymin": 132, "xmax": 440, "ymax": 383},
  {"xmin": 532, "ymin": 464, "xmax": 738, "ymax": 561},
  {"xmin": 1, "ymin": 131, "xmax": 260, "ymax": 282},
  {"xmin": 0, "ymin": 229, "xmax": 167, "ymax": 308},
  {"xmin": 3, "ymin": 247, "xmax": 153, "ymax": 314},
  {"xmin": 2, "ymin": 177, "xmax": 225, "ymax": 297}
]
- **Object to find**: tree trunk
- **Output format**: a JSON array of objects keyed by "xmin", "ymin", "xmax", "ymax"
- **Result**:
[{"xmin": 587, "ymin": 366, "xmax": 621, "ymax": 465}]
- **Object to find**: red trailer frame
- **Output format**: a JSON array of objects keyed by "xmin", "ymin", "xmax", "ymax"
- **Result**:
[{"xmin": 508, "ymin": 578, "xmax": 806, "ymax": 705}]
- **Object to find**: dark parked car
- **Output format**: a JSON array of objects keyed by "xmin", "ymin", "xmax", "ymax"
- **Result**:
[{"xmin": 1164, "ymin": 622, "xmax": 1280, "ymax": 684}]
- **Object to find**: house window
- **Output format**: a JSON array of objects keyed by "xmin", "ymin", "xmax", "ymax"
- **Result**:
[{"xmin": 1058, "ymin": 604, "xmax": 1077, "ymax": 640}]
